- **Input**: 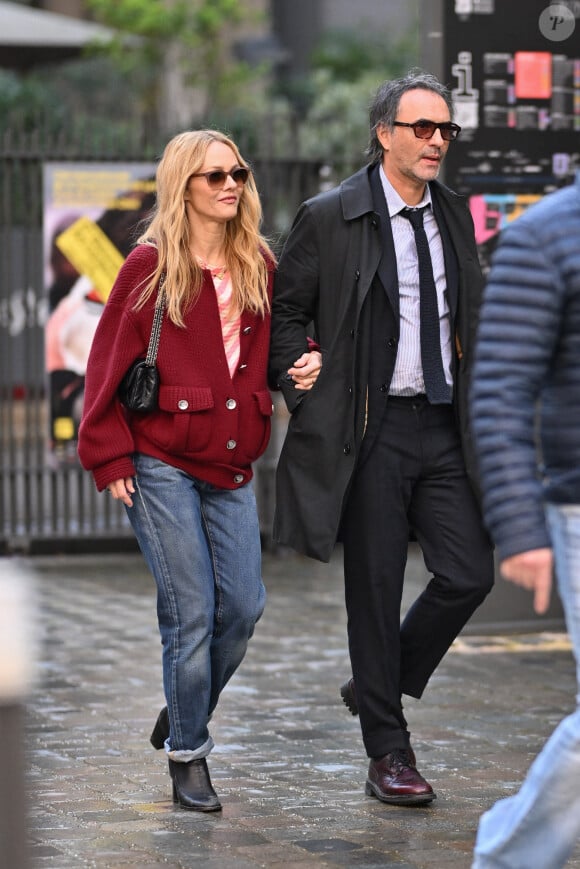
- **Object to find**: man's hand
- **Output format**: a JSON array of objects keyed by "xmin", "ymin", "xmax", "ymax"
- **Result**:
[
  {"xmin": 107, "ymin": 477, "xmax": 135, "ymax": 508},
  {"xmin": 287, "ymin": 351, "xmax": 322, "ymax": 391},
  {"xmin": 499, "ymin": 548, "xmax": 554, "ymax": 615}
]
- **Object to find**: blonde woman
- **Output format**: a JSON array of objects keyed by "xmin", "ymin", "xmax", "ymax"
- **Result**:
[{"xmin": 78, "ymin": 130, "xmax": 276, "ymax": 811}]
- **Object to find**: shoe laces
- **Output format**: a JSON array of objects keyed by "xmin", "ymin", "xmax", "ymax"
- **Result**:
[{"xmin": 388, "ymin": 748, "xmax": 414, "ymax": 771}]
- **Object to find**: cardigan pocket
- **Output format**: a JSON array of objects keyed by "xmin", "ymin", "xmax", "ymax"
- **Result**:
[{"xmin": 142, "ymin": 385, "xmax": 215, "ymax": 454}]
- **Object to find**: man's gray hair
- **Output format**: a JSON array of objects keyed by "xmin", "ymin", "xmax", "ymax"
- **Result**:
[{"xmin": 366, "ymin": 69, "xmax": 454, "ymax": 165}]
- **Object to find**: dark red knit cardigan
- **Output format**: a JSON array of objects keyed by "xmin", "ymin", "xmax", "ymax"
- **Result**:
[{"xmin": 78, "ymin": 244, "xmax": 274, "ymax": 492}]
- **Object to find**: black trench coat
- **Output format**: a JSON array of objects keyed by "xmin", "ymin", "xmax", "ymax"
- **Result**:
[{"xmin": 268, "ymin": 164, "xmax": 485, "ymax": 562}]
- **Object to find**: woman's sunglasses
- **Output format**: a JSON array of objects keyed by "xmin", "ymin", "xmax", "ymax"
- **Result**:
[{"xmin": 190, "ymin": 167, "xmax": 250, "ymax": 189}]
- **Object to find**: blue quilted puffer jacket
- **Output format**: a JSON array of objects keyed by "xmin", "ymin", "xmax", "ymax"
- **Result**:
[{"xmin": 470, "ymin": 173, "xmax": 580, "ymax": 562}]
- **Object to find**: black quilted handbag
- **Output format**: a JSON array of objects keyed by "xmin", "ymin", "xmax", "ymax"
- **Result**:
[{"xmin": 118, "ymin": 275, "xmax": 166, "ymax": 412}]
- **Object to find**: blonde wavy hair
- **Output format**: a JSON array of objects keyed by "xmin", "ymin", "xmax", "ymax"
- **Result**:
[{"xmin": 135, "ymin": 129, "xmax": 275, "ymax": 326}]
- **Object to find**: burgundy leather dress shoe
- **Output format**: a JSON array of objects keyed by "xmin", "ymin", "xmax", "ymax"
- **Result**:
[
  {"xmin": 365, "ymin": 749, "xmax": 436, "ymax": 805},
  {"xmin": 340, "ymin": 677, "xmax": 358, "ymax": 715}
]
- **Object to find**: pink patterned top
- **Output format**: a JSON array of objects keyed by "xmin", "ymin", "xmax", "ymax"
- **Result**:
[{"xmin": 208, "ymin": 266, "xmax": 241, "ymax": 378}]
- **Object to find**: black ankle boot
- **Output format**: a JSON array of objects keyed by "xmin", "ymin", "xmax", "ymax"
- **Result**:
[
  {"xmin": 150, "ymin": 706, "xmax": 169, "ymax": 749},
  {"xmin": 168, "ymin": 758, "xmax": 222, "ymax": 811}
]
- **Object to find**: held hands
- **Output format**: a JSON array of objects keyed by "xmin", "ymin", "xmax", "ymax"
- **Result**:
[
  {"xmin": 107, "ymin": 477, "xmax": 135, "ymax": 508},
  {"xmin": 499, "ymin": 548, "xmax": 554, "ymax": 615},
  {"xmin": 287, "ymin": 351, "xmax": 322, "ymax": 391}
]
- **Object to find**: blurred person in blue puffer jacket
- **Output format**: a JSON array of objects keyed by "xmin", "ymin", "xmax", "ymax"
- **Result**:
[{"xmin": 470, "ymin": 173, "xmax": 580, "ymax": 869}]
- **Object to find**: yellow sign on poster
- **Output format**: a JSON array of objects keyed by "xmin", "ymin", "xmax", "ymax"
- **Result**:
[{"xmin": 55, "ymin": 216, "xmax": 125, "ymax": 303}]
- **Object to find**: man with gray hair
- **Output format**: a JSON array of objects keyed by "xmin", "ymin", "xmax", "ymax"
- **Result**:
[{"xmin": 269, "ymin": 70, "xmax": 494, "ymax": 804}]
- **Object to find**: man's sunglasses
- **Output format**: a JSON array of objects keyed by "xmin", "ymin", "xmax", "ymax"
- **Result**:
[
  {"xmin": 190, "ymin": 167, "xmax": 250, "ymax": 189},
  {"xmin": 393, "ymin": 120, "xmax": 461, "ymax": 141}
]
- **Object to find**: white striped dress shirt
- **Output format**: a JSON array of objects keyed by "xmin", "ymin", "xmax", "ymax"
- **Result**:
[{"xmin": 379, "ymin": 167, "xmax": 453, "ymax": 397}]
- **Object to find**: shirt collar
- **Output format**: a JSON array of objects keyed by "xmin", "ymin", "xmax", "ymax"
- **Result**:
[{"xmin": 379, "ymin": 165, "xmax": 432, "ymax": 218}]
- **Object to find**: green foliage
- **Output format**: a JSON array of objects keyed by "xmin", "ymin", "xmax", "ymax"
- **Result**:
[
  {"xmin": 286, "ymin": 27, "xmax": 420, "ymax": 160},
  {"xmin": 0, "ymin": 8, "xmax": 419, "ymax": 164},
  {"xmin": 88, "ymin": 0, "xmax": 185, "ymax": 39},
  {"xmin": 294, "ymin": 70, "xmax": 376, "ymax": 160},
  {"xmin": 86, "ymin": 0, "xmax": 263, "ymax": 122},
  {"xmin": 193, "ymin": 0, "xmax": 244, "ymax": 37},
  {"xmin": 311, "ymin": 28, "xmax": 418, "ymax": 83},
  {"xmin": 0, "ymin": 70, "xmax": 56, "ymax": 125},
  {"xmin": 0, "ymin": 62, "xmax": 151, "ymax": 151}
]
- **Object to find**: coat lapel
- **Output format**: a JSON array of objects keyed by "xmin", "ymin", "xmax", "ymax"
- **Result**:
[
  {"xmin": 431, "ymin": 187, "xmax": 459, "ymax": 319},
  {"xmin": 368, "ymin": 164, "xmax": 399, "ymax": 318}
]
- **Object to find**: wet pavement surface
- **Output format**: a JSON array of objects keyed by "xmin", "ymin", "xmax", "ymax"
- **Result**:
[{"xmin": 6, "ymin": 545, "xmax": 580, "ymax": 868}]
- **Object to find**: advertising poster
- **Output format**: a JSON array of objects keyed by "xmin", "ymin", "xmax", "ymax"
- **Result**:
[
  {"xmin": 444, "ymin": 1, "xmax": 579, "ymax": 271},
  {"xmin": 43, "ymin": 163, "xmax": 156, "ymax": 464}
]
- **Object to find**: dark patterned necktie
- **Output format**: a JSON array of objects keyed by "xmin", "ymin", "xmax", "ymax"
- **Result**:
[{"xmin": 401, "ymin": 206, "xmax": 451, "ymax": 404}]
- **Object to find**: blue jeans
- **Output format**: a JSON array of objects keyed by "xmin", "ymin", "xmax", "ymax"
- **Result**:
[
  {"xmin": 473, "ymin": 503, "xmax": 580, "ymax": 869},
  {"xmin": 127, "ymin": 454, "xmax": 266, "ymax": 761}
]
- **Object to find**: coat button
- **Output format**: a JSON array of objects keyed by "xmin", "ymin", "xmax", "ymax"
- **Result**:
[
  {"xmin": 380, "ymin": 384, "xmax": 388, "ymax": 393},
  {"xmin": 226, "ymin": 398, "xmax": 237, "ymax": 410},
  {"xmin": 343, "ymin": 443, "xmax": 351, "ymax": 455},
  {"xmin": 226, "ymin": 439, "xmax": 237, "ymax": 450},
  {"xmin": 238, "ymin": 363, "xmax": 247, "ymax": 371},
  {"xmin": 233, "ymin": 473, "xmax": 244, "ymax": 483},
  {"xmin": 387, "ymin": 337, "xmax": 398, "ymax": 348},
  {"xmin": 177, "ymin": 399, "xmax": 189, "ymax": 410},
  {"xmin": 242, "ymin": 326, "xmax": 251, "ymax": 334},
  {"xmin": 354, "ymin": 269, "xmax": 360, "ymax": 280}
]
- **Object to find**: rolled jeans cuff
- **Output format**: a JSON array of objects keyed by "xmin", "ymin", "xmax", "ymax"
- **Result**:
[{"xmin": 166, "ymin": 735, "xmax": 214, "ymax": 761}]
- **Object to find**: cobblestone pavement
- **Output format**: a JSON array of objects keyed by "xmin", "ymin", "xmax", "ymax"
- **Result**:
[{"xmin": 8, "ymin": 546, "xmax": 580, "ymax": 868}]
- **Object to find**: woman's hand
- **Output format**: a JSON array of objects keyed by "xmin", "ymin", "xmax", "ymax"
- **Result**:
[
  {"xmin": 287, "ymin": 351, "xmax": 322, "ymax": 391},
  {"xmin": 107, "ymin": 477, "xmax": 135, "ymax": 508}
]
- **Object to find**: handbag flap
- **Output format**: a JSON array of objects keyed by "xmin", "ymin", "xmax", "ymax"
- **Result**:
[{"xmin": 158, "ymin": 385, "xmax": 214, "ymax": 412}]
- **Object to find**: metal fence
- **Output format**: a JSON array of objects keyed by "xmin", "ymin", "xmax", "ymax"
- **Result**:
[{"xmin": 0, "ymin": 128, "xmax": 354, "ymax": 553}]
